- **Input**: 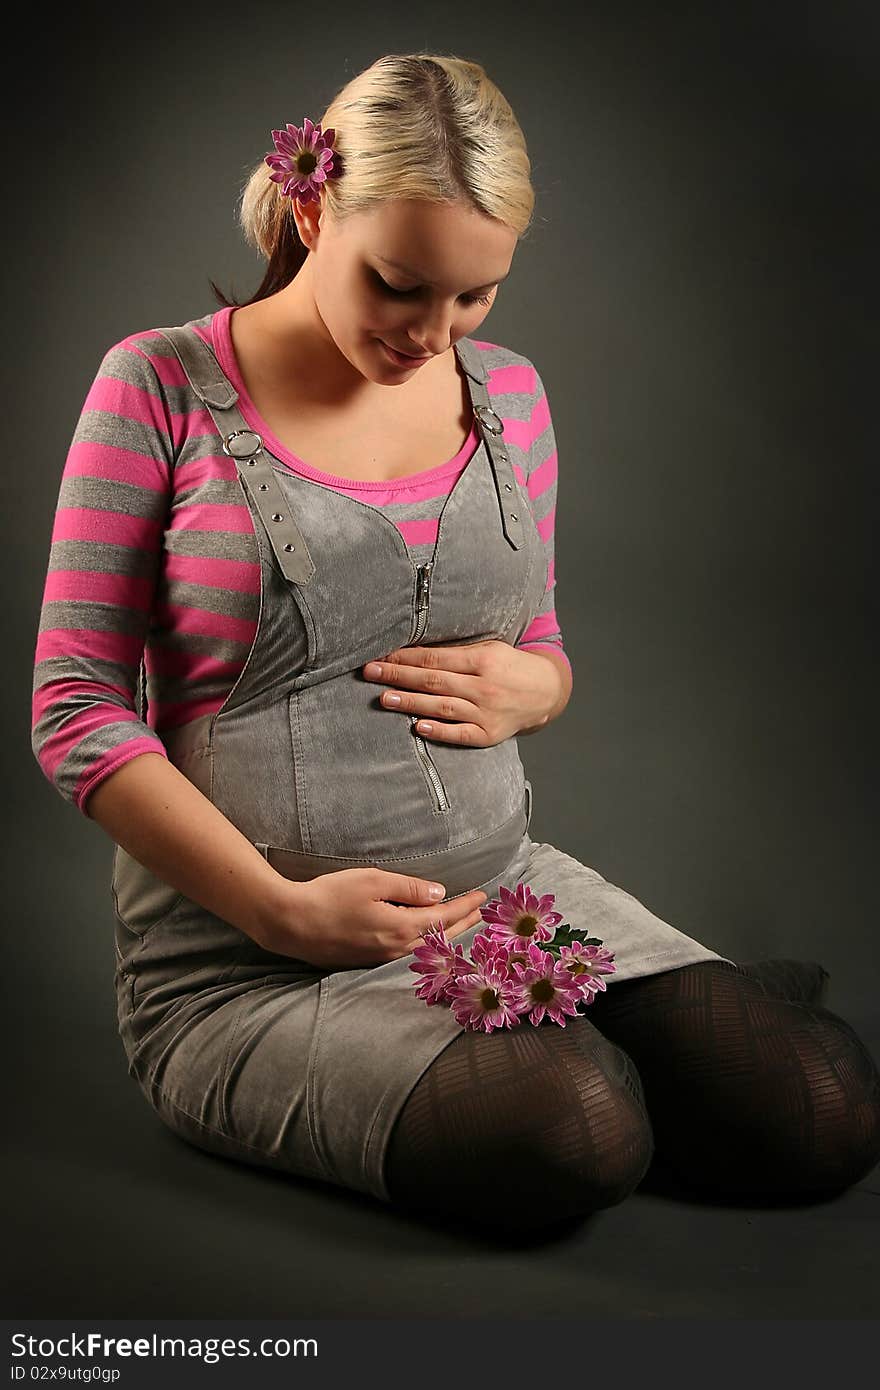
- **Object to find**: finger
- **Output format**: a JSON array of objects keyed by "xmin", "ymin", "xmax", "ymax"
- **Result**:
[
  {"xmin": 414, "ymin": 719, "xmax": 489, "ymax": 747},
  {"xmin": 406, "ymin": 903, "xmax": 486, "ymax": 956},
  {"xmin": 383, "ymin": 644, "xmax": 483, "ymax": 676},
  {"xmin": 443, "ymin": 904, "xmax": 488, "ymax": 938},
  {"xmin": 381, "ymin": 688, "xmax": 481, "ymax": 723},
  {"xmin": 443, "ymin": 887, "xmax": 489, "ymax": 909},
  {"xmin": 418, "ymin": 888, "xmax": 488, "ymax": 933},
  {"xmin": 377, "ymin": 657, "xmax": 448, "ymax": 692},
  {"xmin": 372, "ymin": 655, "xmax": 476, "ymax": 696},
  {"xmin": 379, "ymin": 884, "xmax": 487, "ymax": 915}
]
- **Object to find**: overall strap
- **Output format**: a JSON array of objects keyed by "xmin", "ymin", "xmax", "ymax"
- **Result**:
[
  {"xmin": 155, "ymin": 325, "xmax": 316, "ymax": 585},
  {"xmin": 453, "ymin": 337, "xmax": 526, "ymax": 552}
]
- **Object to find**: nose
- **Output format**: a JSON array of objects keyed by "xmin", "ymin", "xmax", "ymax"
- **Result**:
[{"xmin": 404, "ymin": 301, "xmax": 457, "ymax": 356}]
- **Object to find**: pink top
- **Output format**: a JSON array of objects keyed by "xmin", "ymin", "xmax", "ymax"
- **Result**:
[{"xmin": 31, "ymin": 306, "xmax": 571, "ymax": 815}]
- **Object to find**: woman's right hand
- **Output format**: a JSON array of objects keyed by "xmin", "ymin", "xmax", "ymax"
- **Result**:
[{"xmin": 257, "ymin": 867, "xmax": 490, "ymax": 968}]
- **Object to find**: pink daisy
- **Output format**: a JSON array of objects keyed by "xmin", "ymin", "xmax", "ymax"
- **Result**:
[
  {"xmin": 446, "ymin": 955, "xmax": 528, "ymax": 1033},
  {"xmin": 264, "ymin": 118, "xmax": 344, "ymax": 204},
  {"xmin": 469, "ymin": 929, "xmax": 514, "ymax": 972},
  {"xmin": 479, "ymin": 882, "xmax": 564, "ymax": 952},
  {"xmin": 556, "ymin": 941, "xmax": 618, "ymax": 1001},
  {"xmin": 408, "ymin": 922, "xmax": 471, "ymax": 1005},
  {"xmin": 510, "ymin": 941, "xmax": 587, "ymax": 1027}
]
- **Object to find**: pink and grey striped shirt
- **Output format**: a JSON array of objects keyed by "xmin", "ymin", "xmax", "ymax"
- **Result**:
[{"xmin": 31, "ymin": 306, "xmax": 571, "ymax": 817}]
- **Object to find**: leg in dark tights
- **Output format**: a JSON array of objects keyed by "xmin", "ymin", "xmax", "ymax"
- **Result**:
[
  {"xmin": 384, "ymin": 959, "xmax": 880, "ymax": 1232},
  {"xmin": 585, "ymin": 960, "xmax": 880, "ymax": 1199},
  {"xmin": 733, "ymin": 957, "xmax": 830, "ymax": 1005},
  {"xmin": 384, "ymin": 1016, "xmax": 655, "ymax": 1233}
]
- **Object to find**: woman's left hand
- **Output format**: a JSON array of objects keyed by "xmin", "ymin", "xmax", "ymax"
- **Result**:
[{"xmin": 361, "ymin": 640, "xmax": 562, "ymax": 748}]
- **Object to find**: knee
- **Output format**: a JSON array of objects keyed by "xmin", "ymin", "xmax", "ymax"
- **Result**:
[
  {"xmin": 384, "ymin": 1028, "xmax": 655, "ymax": 1232},
  {"xmin": 742, "ymin": 1005, "xmax": 880, "ymax": 1194},
  {"xmin": 662, "ymin": 1002, "xmax": 880, "ymax": 1197},
  {"xmin": 790, "ymin": 1007, "xmax": 880, "ymax": 1193},
  {"xmin": 520, "ymin": 1061, "xmax": 656, "ymax": 1223}
]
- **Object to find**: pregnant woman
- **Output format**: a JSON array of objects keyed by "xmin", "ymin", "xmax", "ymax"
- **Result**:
[{"xmin": 31, "ymin": 51, "xmax": 880, "ymax": 1235}]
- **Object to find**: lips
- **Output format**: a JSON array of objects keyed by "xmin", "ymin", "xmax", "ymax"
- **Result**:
[{"xmin": 382, "ymin": 341, "xmax": 431, "ymax": 363}]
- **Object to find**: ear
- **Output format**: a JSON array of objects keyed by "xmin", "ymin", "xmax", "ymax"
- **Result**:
[{"xmin": 291, "ymin": 192, "xmax": 325, "ymax": 251}]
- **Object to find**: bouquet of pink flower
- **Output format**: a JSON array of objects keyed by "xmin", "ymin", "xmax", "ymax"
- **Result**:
[{"xmin": 410, "ymin": 882, "xmax": 616, "ymax": 1032}]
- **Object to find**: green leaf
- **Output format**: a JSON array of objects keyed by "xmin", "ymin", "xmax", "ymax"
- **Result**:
[{"xmin": 548, "ymin": 923, "xmax": 605, "ymax": 952}]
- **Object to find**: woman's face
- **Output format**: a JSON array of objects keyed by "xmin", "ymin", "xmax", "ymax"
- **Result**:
[{"xmin": 295, "ymin": 195, "xmax": 518, "ymax": 384}]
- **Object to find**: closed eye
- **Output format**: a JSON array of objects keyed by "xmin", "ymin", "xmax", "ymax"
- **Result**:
[{"xmin": 371, "ymin": 270, "xmax": 493, "ymax": 308}]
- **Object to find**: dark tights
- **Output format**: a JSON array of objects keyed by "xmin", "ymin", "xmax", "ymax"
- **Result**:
[{"xmin": 383, "ymin": 959, "xmax": 880, "ymax": 1234}]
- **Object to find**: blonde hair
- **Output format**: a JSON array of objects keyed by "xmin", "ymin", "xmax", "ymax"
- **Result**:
[{"xmin": 210, "ymin": 52, "xmax": 535, "ymax": 306}]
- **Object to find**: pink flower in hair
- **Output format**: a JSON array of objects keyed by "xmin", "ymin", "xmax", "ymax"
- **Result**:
[{"xmin": 264, "ymin": 118, "xmax": 344, "ymax": 204}]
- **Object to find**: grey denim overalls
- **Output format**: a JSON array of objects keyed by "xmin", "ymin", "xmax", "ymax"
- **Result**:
[{"xmin": 112, "ymin": 318, "xmax": 733, "ymax": 1205}]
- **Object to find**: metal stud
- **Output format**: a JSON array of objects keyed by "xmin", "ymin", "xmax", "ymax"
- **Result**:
[
  {"xmin": 283, "ymin": 543, "xmax": 296, "ymax": 552},
  {"xmin": 222, "ymin": 428, "xmax": 264, "ymax": 459},
  {"xmin": 272, "ymin": 513, "xmax": 284, "ymax": 522},
  {"xmin": 510, "ymin": 512, "xmax": 518, "ymax": 521}
]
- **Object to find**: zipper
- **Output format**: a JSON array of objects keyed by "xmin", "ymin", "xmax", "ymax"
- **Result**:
[
  {"xmin": 409, "ymin": 562, "xmax": 450, "ymax": 811},
  {"xmin": 412, "ymin": 562, "xmax": 432, "ymax": 642}
]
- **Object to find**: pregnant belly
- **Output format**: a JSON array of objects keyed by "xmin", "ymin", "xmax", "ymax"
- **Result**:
[
  {"xmin": 161, "ymin": 683, "xmax": 531, "ymax": 893},
  {"xmin": 288, "ymin": 677, "xmax": 530, "ymax": 868}
]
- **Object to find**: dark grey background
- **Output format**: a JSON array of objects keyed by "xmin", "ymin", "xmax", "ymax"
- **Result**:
[{"xmin": 5, "ymin": 0, "xmax": 878, "ymax": 1321}]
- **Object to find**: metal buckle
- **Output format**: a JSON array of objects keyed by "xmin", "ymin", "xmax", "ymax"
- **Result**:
[{"xmin": 474, "ymin": 405, "xmax": 504, "ymax": 435}]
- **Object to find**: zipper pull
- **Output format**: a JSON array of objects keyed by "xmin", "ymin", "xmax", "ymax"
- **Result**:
[{"xmin": 416, "ymin": 562, "xmax": 432, "ymax": 611}]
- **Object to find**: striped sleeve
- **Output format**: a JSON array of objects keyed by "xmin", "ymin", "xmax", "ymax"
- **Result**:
[
  {"xmin": 30, "ymin": 336, "xmax": 173, "ymax": 818},
  {"xmin": 515, "ymin": 365, "xmax": 572, "ymax": 680}
]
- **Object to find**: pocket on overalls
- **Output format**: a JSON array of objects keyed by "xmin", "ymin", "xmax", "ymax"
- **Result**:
[{"xmin": 111, "ymin": 842, "xmax": 184, "ymax": 939}]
